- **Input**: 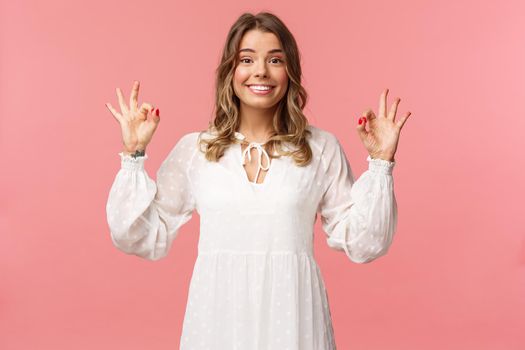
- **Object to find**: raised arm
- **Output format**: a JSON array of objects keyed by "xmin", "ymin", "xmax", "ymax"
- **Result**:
[{"xmin": 104, "ymin": 80, "xmax": 197, "ymax": 260}]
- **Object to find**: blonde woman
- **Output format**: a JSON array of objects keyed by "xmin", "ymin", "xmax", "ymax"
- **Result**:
[{"xmin": 105, "ymin": 11, "xmax": 411, "ymax": 350}]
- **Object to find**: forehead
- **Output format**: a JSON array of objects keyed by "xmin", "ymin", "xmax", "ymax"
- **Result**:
[{"xmin": 238, "ymin": 29, "xmax": 282, "ymax": 52}]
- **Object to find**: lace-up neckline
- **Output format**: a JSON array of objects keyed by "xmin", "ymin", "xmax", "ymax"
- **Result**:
[{"xmin": 234, "ymin": 131, "xmax": 271, "ymax": 185}]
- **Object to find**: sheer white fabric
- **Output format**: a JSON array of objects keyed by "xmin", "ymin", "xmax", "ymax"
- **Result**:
[
  {"xmin": 106, "ymin": 124, "xmax": 398, "ymax": 349},
  {"xmin": 106, "ymin": 133, "xmax": 196, "ymax": 260},
  {"xmin": 317, "ymin": 135, "xmax": 397, "ymax": 264}
]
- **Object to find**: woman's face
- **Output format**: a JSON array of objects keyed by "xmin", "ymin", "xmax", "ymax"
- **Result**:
[{"xmin": 233, "ymin": 29, "xmax": 289, "ymax": 112}]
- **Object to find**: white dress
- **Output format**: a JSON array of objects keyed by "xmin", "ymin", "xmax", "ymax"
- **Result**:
[{"xmin": 106, "ymin": 124, "xmax": 398, "ymax": 350}]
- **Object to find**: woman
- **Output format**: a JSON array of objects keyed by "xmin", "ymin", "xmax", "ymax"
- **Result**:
[{"xmin": 105, "ymin": 11, "xmax": 411, "ymax": 350}]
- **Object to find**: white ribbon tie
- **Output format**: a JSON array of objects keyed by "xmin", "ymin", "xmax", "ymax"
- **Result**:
[{"xmin": 241, "ymin": 142, "xmax": 271, "ymax": 184}]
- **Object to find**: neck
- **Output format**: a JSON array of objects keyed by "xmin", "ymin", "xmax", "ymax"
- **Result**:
[{"xmin": 238, "ymin": 103, "xmax": 277, "ymax": 143}]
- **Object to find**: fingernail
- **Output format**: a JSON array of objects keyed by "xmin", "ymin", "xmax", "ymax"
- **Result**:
[
  {"xmin": 358, "ymin": 118, "xmax": 362, "ymax": 125},
  {"xmin": 155, "ymin": 108, "xmax": 160, "ymax": 117}
]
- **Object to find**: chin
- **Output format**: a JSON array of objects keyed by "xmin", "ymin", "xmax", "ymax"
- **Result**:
[
  {"xmin": 244, "ymin": 94, "xmax": 284, "ymax": 108},
  {"xmin": 244, "ymin": 99, "xmax": 280, "ymax": 110}
]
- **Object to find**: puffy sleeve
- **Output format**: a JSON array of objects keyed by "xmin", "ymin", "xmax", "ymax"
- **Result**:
[
  {"xmin": 317, "ymin": 135, "xmax": 398, "ymax": 264},
  {"xmin": 105, "ymin": 133, "xmax": 197, "ymax": 261}
]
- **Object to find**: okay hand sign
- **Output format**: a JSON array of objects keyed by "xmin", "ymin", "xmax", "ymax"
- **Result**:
[
  {"xmin": 356, "ymin": 89, "xmax": 411, "ymax": 162},
  {"xmin": 105, "ymin": 80, "xmax": 160, "ymax": 154}
]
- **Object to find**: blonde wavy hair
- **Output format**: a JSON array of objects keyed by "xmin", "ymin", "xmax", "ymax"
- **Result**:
[{"xmin": 198, "ymin": 11, "xmax": 313, "ymax": 166}]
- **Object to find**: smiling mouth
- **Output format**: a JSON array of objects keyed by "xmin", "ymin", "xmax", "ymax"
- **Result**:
[{"xmin": 246, "ymin": 84, "xmax": 276, "ymax": 92}]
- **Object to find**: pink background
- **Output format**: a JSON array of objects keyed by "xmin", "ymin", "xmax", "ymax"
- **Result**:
[{"xmin": 1, "ymin": 0, "xmax": 524, "ymax": 349}]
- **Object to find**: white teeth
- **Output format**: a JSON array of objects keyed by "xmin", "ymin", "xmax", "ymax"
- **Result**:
[{"xmin": 249, "ymin": 85, "xmax": 273, "ymax": 91}]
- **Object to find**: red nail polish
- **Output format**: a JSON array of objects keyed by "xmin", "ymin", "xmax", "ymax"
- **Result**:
[
  {"xmin": 358, "ymin": 118, "xmax": 362, "ymax": 125},
  {"xmin": 155, "ymin": 108, "xmax": 159, "ymax": 117}
]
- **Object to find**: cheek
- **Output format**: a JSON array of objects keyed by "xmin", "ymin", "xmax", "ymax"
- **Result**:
[
  {"xmin": 234, "ymin": 66, "xmax": 250, "ymax": 85},
  {"xmin": 276, "ymin": 73, "xmax": 289, "ymax": 95},
  {"xmin": 276, "ymin": 70, "xmax": 289, "ymax": 87},
  {"xmin": 233, "ymin": 67, "xmax": 251, "ymax": 95}
]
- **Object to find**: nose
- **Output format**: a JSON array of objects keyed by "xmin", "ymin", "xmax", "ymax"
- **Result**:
[{"xmin": 254, "ymin": 60, "xmax": 268, "ymax": 77}]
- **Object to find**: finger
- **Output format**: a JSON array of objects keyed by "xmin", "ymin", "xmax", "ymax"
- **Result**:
[
  {"xmin": 396, "ymin": 111, "xmax": 412, "ymax": 129},
  {"xmin": 379, "ymin": 88, "xmax": 388, "ymax": 118},
  {"xmin": 137, "ymin": 102, "xmax": 154, "ymax": 121},
  {"xmin": 116, "ymin": 88, "xmax": 129, "ymax": 114},
  {"xmin": 356, "ymin": 116, "xmax": 369, "ymax": 142},
  {"xmin": 130, "ymin": 80, "xmax": 140, "ymax": 111},
  {"xmin": 105, "ymin": 102, "xmax": 123, "ymax": 122},
  {"xmin": 151, "ymin": 107, "xmax": 161, "ymax": 125},
  {"xmin": 388, "ymin": 98, "xmax": 401, "ymax": 121},
  {"xmin": 362, "ymin": 108, "xmax": 376, "ymax": 121}
]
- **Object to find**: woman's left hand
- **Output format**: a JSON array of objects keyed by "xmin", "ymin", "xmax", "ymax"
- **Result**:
[{"xmin": 356, "ymin": 88, "xmax": 411, "ymax": 162}]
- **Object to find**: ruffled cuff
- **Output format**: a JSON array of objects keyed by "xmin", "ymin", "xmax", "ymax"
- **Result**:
[
  {"xmin": 367, "ymin": 155, "xmax": 395, "ymax": 175},
  {"xmin": 119, "ymin": 152, "xmax": 148, "ymax": 171}
]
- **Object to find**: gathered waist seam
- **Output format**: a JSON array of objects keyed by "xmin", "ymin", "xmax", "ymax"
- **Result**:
[{"xmin": 198, "ymin": 250, "xmax": 313, "ymax": 256}]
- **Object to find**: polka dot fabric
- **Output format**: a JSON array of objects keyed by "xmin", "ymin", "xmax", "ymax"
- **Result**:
[{"xmin": 106, "ymin": 124, "xmax": 398, "ymax": 349}]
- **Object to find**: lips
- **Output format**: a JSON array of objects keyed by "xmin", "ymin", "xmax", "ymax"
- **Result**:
[{"xmin": 246, "ymin": 85, "xmax": 275, "ymax": 95}]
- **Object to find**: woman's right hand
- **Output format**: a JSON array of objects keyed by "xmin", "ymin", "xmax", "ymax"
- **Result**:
[{"xmin": 105, "ymin": 80, "xmax": 160, "ymax": 154}]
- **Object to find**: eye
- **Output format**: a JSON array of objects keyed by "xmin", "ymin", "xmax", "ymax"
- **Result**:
[{"xmin": 239, "ymin": 57, "xmax": 284, "ymax": 64}]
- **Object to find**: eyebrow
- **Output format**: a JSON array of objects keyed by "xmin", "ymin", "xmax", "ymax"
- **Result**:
[{"xmin": 238, "ymin": 48, "xmax": 284, "ymax": 54}]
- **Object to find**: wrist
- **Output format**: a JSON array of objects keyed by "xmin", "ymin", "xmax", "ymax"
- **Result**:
[
  {"xmin": 370, "ymin": 153, "xmax": 395, "ymax": 162},
  {"xmin": 122, "ymin": 148, "xmax": 146, "ymax": 158}
]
